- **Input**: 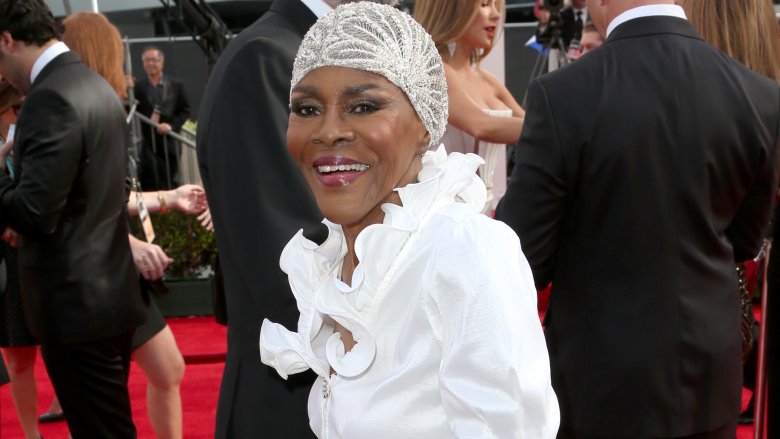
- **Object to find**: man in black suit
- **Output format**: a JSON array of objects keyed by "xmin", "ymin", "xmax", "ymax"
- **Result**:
[
  {"xmin": 495, "ymin": 0, "xmax": 780, "ymax": 437},
  {"xmin": 0, "ymin": 1, "xmax": 146, "ymax": 436},
  {"xmin": 135, "ymin": 46, "xmax": 190, "ymax": 190},
  {"xmin": 196, "ymin": 1, "xmax": 327, "ymax": 437}
]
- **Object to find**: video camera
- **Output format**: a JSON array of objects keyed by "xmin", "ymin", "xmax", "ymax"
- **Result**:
[{"xmin": 537, "ymin": 0, "xmax": 566, "ymax": 49}]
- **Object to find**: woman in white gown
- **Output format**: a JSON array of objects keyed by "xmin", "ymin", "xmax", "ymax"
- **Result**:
[
  {"xmin": 259, "ymin": 3, "xmax": 558, "ymax": 438},
  {"xmin": 415, "ymin": 0, "xmax": 525, "ymax": 214}
]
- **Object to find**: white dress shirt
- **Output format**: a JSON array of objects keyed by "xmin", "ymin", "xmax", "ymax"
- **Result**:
[
  {"xmin": 261, "ymin": 147, "xmax": 560, "ymax": 438},
  {"xmin": 606, "ymin": 4, "xmax": 687, "ymax": 38},
  {"xmin": 30, "ymin": 41, "xmax": 69, "ymax": 85}
]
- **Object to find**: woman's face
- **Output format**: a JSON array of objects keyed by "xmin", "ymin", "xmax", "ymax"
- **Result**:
[
  {"xmin": 461, "ymin": 0, "xmax": 502, "ymax": 50},
  {"xmin": 288, "ymin": 66, "xmax": 429, "ymax": 230}
]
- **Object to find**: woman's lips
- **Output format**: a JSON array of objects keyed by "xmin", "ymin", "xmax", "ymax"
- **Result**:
[
  {"xmin": 312, "ymin": 156, "xmax": 370, "ymax": 187},
  {"xmin": 486, "ymin": 26, "xmax": 496, "ymax": 39}
]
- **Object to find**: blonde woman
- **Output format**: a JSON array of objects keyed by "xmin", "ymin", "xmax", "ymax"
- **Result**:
[
  {"xmin": 415, "ymin": 0, "xmax": 525, "ymax": 214},
  {"xmin": 678, "ymin": 0, "xmax": 780, "ymax": 83}
]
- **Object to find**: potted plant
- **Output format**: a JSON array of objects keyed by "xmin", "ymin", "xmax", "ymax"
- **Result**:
[{"xmin": 133, "ymin": 209, "xmax": 218, "ymax": 316}]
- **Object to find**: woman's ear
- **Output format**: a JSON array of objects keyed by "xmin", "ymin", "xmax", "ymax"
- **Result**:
[{"xmin": 418, "ymin": 131, "xmax": 431, "ymax": 155}]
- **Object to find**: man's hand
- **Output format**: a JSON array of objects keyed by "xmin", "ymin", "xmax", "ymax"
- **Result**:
[
  {"xmin": 128, "ymin": 234, "xmax": 172, "ymax": 280},
  {"xmin": 156, "ymin": 122, "xmax": 172, "ymax": 135},
  {"xmin": 198, "ymin": 208, "xmax": 214, "ymax": 232}
]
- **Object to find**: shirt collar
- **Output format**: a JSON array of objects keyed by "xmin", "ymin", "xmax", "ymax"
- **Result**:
[
  {"xmin": 606, "ymin": 4, "xmax": 687, "ymax": 38},
  {"xmin": 30, "ymin": 41, "xmax": 69, "ymax": 85},
  {"xmin": 574, "ymin": 7, "xmax": 588, "ymax": 21},
  {"xmin": 300, "ymin": 0, "xmax": 333, "ymax": 19}
]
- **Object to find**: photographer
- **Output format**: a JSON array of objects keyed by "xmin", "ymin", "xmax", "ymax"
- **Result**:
[{"xmin": 535, "ymin": 0, "xmax": 588, "ymax": 67}]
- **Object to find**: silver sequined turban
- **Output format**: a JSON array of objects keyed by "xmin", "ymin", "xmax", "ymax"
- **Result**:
[{"xmin": 291, "ymin": 2, "xmax": 448, "ymax": 147}]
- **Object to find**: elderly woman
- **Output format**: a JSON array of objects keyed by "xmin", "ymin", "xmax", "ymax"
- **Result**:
[{"xmin": 259, "ymin": 3, "xmax": 559, "ymax": 438}]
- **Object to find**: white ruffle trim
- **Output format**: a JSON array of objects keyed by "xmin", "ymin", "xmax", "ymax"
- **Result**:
[{"xmin": 260, "ymin": 146, "xmax": 485, "ymax": 379}]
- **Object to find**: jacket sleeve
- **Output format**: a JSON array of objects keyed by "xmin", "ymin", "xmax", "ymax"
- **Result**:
[
  {"xmin": 494, "ymin": 78, "xmax": 567, "ymax": 290},
  {"xmin": 726, "ymin": 90, "xmax": 780, "ymax": 262},
  {"xmin": 0, "ymin": 89, "xmax": 83, "ymax": 236}
]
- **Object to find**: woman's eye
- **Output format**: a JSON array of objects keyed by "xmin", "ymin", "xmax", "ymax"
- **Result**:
[
  {"xmin": 350, "ymin": 101, "xmax": 380, "ymax": 114},
  {"xmin": 291, "ymin": 103, "xmax": 320, "ymax": 117}
]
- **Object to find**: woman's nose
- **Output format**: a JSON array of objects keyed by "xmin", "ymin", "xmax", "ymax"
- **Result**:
[
  {"xmin": 490, "ymin": 4, "xmax": 500, "ymax": 20},
  {"xmin": 314, "ymin": 106, "xmax": 355, "ymax": 146}
]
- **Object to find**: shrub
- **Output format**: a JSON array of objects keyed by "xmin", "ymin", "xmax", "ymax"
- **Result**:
[{"xmin": 132, "ymin": 210, "xmax": 218, "ymax": 279}]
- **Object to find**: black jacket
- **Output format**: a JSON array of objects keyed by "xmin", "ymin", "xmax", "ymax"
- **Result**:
[
  {"xmin": 135, "ymin": 74, "xmax": 190, "ymax": 134},
  {"xmin": 0, "ymin": 51, "xmax": 145, "ymax": 344},
  {"xmin": 196, "ymin": 1, "xmax": 324, "ymax": 437},
  {"xmin": 496, "ymin": 16, "xmax": 780, "ymax": 437}
]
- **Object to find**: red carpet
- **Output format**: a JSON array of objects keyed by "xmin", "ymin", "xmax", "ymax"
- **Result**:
[
  {"xmin": 0, "ymin": 315, "xmax": 758, "ymax": 438},
  {"xmin": 1, "ymin": 317, "xmax": 226, "ymax": 438}
]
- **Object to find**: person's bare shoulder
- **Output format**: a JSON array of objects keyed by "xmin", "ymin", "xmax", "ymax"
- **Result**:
[{"xmin": 478, "ymin": 68, "xmax": 506, "ymax": 93}]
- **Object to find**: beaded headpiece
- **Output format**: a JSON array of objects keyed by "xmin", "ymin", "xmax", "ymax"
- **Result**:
[{"xmin": 291, "ymin": 2, "xmax": 448, "ymax": 147}]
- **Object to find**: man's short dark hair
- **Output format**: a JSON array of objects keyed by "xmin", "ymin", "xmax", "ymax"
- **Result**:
[{"xmin": 0, "ymin": 0, "xmax": 59, "ymax": 46}]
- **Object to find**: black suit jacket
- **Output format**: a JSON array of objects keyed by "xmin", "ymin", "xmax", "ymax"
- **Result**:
[
  {"xmin": 496, "ymin": 17, "xmax": 780, "ymax": 437},
  {"xmin": 197, "ymin": 1, "xmax": 323, "ymax": 437},
  {"xmin": 135, "ymin": 74, "xmax": 190, "ymax": 134},
  {"xmin": 0, "ymin": 52, "xmax": 145, "ymax": 344}
]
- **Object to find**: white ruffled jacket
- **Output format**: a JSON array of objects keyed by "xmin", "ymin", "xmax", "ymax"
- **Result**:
[{"xmin": 260, "ymin": 147, "xmax": 559, "ymax": 438}]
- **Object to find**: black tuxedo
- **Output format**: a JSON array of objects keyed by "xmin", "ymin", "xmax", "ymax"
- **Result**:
[
  {"xmin": 135, "ymin": 74, "xmax": 190, "ymax": 190},
  {"xmin": 0, "ymin": 51, "xmax": 145, "ymax": 437},
  {"xmin": 496, "ymin": 16, "xmax": 780, "ymax": 438},
  {"xmin": 197, "ymin": 1, "xmax": 324, "ymax": 437}
]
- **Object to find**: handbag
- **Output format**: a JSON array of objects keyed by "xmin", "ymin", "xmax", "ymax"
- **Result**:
[{"xmin": 736, "ymin": 263, "xmax": 755, "ymax": 362}]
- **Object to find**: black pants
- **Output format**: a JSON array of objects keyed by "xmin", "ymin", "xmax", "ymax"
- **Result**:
[
  {"xmin": 138, "ymin": 131, "xmax": 180, "ymax": 191},
  {"xmin": 40, "ymin": 331, "xmax": 137, "ymax": 438}
]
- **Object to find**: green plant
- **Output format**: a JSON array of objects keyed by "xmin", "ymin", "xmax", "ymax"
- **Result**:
[{"xmin": 132, "ymin": 210, "xmax": 218, "ymax": 279}]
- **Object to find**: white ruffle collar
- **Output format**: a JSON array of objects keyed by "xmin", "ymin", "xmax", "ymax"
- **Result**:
[{"xmin": 260, "ymin": 146, "xmax": 485, "ymax": 380}]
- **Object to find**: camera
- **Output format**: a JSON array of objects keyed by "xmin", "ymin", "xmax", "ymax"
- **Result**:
[{"xmin": 537, "ymin": 0, "xmax": 566, "ymax": 49}]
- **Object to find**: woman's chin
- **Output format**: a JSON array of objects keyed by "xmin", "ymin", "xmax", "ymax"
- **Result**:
[
  {"xmin": 319, "ymin": 207, "xmax": 362, "ymax": 228},
  {"xmin": 319, "ymin": 204, "xmax": 385, "ymax": 231}
]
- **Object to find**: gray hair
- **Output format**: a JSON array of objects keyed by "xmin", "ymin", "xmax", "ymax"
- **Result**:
[{"xmin": 291, "ymin": 2, "xmax": 448, "ymax": 147}]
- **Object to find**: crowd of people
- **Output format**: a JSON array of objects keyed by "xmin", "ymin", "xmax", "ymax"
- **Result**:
[{"xmin": 0, "ymin": 0, "xmax": 779, "ymax": 438}]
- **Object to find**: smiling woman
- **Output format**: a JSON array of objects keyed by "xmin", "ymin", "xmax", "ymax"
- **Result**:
[
  {"xmin": 288, "ymin": 67, "xmax": 429, "ymax": 239},
  {"xmin": 259, "ymin": 3, "xmax": 559, "ymax": 438}
]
